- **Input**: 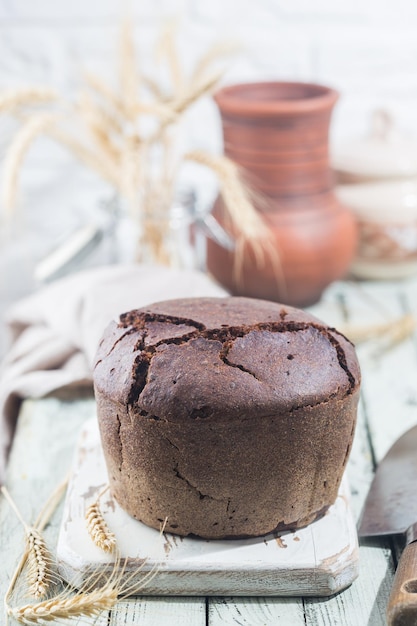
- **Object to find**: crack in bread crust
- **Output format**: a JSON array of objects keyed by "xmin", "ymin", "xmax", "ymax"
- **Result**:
[{"xmin": 119, "ymin": 312, "xmax": 357, "ymax": 408}]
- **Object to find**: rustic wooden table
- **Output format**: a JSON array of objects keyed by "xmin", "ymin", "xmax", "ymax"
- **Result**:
[{"xmin": 2, "ymin": 276, "xmax": 417, "ymax": 625}]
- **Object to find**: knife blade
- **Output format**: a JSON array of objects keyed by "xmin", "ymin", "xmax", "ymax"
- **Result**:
[{"xmin": 358, "ymin": 424, "xmax": 417, "ymax": 626}]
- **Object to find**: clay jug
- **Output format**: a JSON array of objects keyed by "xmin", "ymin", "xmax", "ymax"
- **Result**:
[{"xmin": 206, "ymin": 81, "xmax": 358, "ymax": 307}]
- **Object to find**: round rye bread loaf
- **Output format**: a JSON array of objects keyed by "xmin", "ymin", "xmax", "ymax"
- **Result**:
[{"xmin": 93, "ymin": 296, "xmax": 361, "ymax": 539}]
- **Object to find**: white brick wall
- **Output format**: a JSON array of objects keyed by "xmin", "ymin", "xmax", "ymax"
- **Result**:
[{"xmin": 1, "ymin": 0, "xmax": 417, "ymax": 145}]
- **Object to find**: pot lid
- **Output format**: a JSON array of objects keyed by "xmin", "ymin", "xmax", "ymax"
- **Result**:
[
  {"xmin": 336, "ymin": 180, "xmax": 417, "ymax": 222},
  {"xmin": 332, "ymin": 110, "xmax": 417, "ymax": 179}
]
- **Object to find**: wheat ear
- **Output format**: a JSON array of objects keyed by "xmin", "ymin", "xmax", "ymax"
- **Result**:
[
  {"xmin": 184, "ymin": 150, "xmax": 287, "ymax": 293},
  {"xmin": 0, "ymin": 88, "xmax": 58, "ymax": 115},
  {"xmin": 340, "ymin": 313, "xmax": 414, "ymax": 344},
  {"xmin": 47, "ymin": 126, "xmax": 121, "ymax": 188},
  {"xmin": 141, "ymin": 74, "xmax": 166, "ymax": 100},
  {"xmin": 118, "ymin": 15, "xmax": 140, "ymax": 121},
  {"xmin": 172, "ymin": 69, "xmax": 223, "ymax": 115},
  {"xmin": 184, "ymin": 150, "xmax": 267, "ymax": 239},
  {"xmin": 25, "ymin": 528, "xmax": 56, "ymax": 599},
  {"xmin": 85, "ymin": 486, "xmax": 116, "ymax": 553},
  {"xmin": 3, "ymin": 477, "xmax": 68, "ymax": 619},
  {"xmin": 156, "ymin": 69, "xmax": 224, "ymax": 131},
  {"xmin": 1, "ymin": 112, "xmax": 59, "ymax": 215},
  {"xmin": 7, "ymin": 585, "xmax": 118, "ymax": 623},
  {"xmin": 119, "ymin": 131, "xmax": 142, "ymax": 220},
  {"xmin": 82, "ymin": 70, "xmax": 126, "ymax": 117},
  {"xmin": 75, "ymin": 92, "xmax": 122, "ymax": 162},
  {"xmin": 79, "ymin": 84, "xmax": 124, "ymax": 135},
  {"xmin": 155, "ymin": 18, "xmax": 183, "ymax": 94},
  {"xmin": 190, "ymin": 40, "xmax": 241, "ymax": 85},
  {"xmin": 1, "ymin": 488, "xmax": 57, "ymax": 600},
  {"xmin": 144, "ymin": 69, "xmax": 224, "ymax": 145}
]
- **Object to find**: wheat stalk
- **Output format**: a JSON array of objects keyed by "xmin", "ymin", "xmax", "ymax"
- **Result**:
[
  {"xmin": 340, "ymin": 313, "xmax": 416, "ymax": 350},
  {"xmin": 184, "ymin": 150, "xmax": 268, "ymax": 239},
  {"xmin": 172, "ymin": 69, "xmax": 223, "ymax": 116},
  {"xmin": 48, "ymin": 125, "xmax": 121, "ymax": 188},
  {"xmin": 8, "ymin": 585, "xmax": 119, "ymax": 623},
  {"xmin": 143, "ymin": 69, "xmax": 225, "ymax": 146},
  {"xmin": 86, "ymin": 503, "xmax": 117, "ymax": 553},
  {"xmin": 190, "ymin": 40, "xmax": 240, "ymax": 85},
  {"xmin": 1, "ymin": 479, "xmax": 68, "ymax": 613},
  {"xmin": 0, "ymin": 88, "xmax": 58, "ymax": 115},
  {"xmin": 1, "ymin": 488, "xmax": 57, "ymax": 600},
  {"xmin": 119, "ymin": 16, "xmax": 140, "ymax": 122},
  {"xmin": 7, "ymin": 552, "xmax": 164, "ymax": 624},
  {"xmin": 85, "ymin": 487, "xmax": 116, "ymax": 553},
  {"xmin": 80, "ymin": 85, "xmax": 124, "ymax": 136},
  {"xmin": 1, "ymin": 112, "xmax": 59, "ymax": 215},
  {"xmin": 141, "ymin": 75, "xmax": 166, "ymax": 100},
  {"xmin": 184, "ymin": 150, "xmax": 288, "ymax": 293},
  {"xmin": 82, "ymin": 70, "xmax": 126, "ymax": 117},
  {"xmin": 25, "ymin": 528, "xmax": 56, "ymax": 599},
  {"xmin": 155, "ymin": 18, "xmax": 183, "ymax": 94},
  {"xmin": 4, "ymin": 480, "xmax": 167, "ymax": 624},
  {"xmin": 75, "ymin": 92, "xmax": 122, "ymax": 162},
  {"xmin": 120, "ymin": 131, "xmax": 142, "ymax": 220}
]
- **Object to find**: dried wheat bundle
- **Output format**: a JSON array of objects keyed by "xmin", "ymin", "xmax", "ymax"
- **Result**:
[
  {"xmin": 7, "ymin": 549, "xmax": 164, "ymax": 624},
  {"xmin": 2, "ymin": 478, "xmax": 68, "ymax": 626},
  {"xmin": 6, "ymin": 505, "xmax": 167, "ymax": 624},
  {"xmin": 0, "ymin": 16, "xmax": 258, "ymax": 272}
]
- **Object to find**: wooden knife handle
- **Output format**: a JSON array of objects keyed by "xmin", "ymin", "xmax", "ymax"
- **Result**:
[{"xmin": 387, "ymin": 541, "xmax": 417, "ymax": 625}]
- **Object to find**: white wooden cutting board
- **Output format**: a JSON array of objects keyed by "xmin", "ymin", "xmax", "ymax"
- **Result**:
[{"xmin": 56, "ymin": 419, "xmax": 359, "ymax": 597}]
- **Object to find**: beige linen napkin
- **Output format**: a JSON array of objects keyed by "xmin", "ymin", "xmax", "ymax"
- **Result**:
[{"xmin": 0, "ymin": 264, "xmax": 227, "ymax": 482}]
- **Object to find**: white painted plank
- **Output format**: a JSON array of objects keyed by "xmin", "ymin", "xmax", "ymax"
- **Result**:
[
  {"xmin": 304, "ymin": 540, "xmax": 393, "ymax": 626},
  {"xmin": 111, "ymin": 597, "xmax": 206, "ymax": 626},
  {"xmin": 208, "ymin": 596, "xmax": 306, "ymax": 625},
  {"xmin": 348, "ymin": 281, "xmax": 417, "ymax": 462}
]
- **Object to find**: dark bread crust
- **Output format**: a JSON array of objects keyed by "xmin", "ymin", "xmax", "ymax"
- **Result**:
[{"xmin": 94, "ymin": 296, "xmax": 360, "ymax": 539}]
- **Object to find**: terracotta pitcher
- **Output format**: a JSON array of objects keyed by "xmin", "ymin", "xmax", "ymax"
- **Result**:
[{"xmin": 206, "ymin": 81, "xmax": 358, "ymax": 307}]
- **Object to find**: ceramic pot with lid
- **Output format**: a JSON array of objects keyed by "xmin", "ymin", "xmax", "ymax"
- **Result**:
[
  {"xmin": 206, "ymin": 81, "xmax": 358, "ymax": 307},
  {"xmin": 333, "ymin": 110, "xmax": 417, "ymax": 279}
]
